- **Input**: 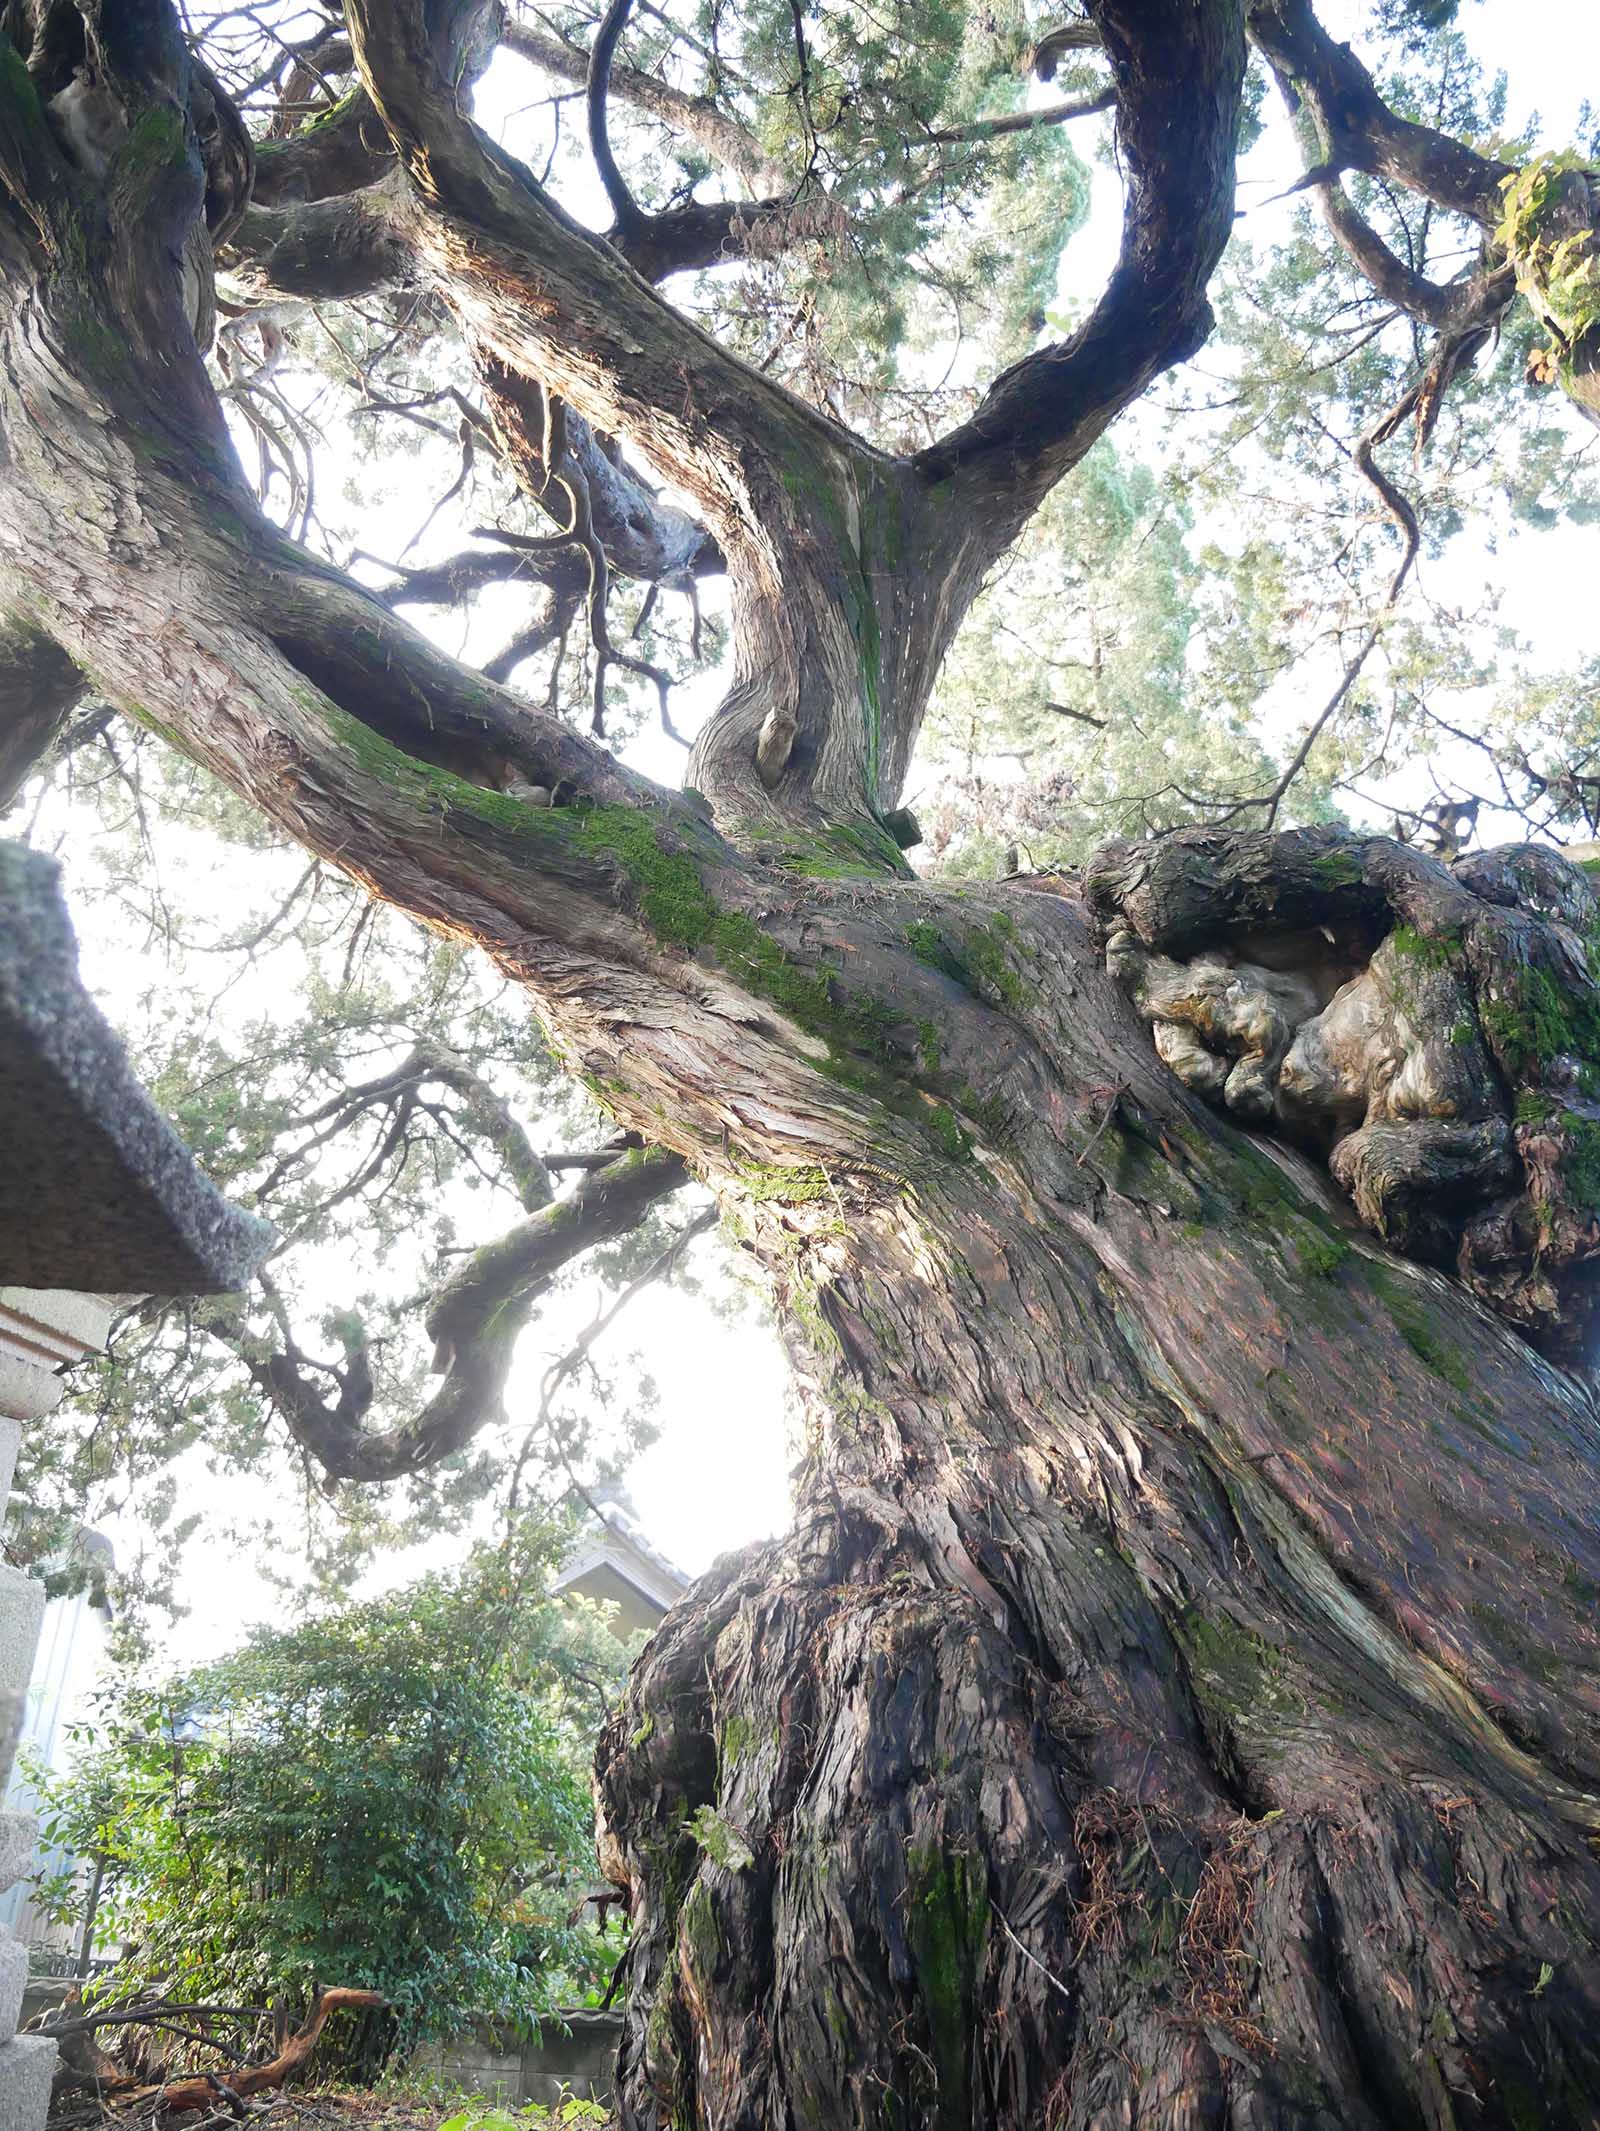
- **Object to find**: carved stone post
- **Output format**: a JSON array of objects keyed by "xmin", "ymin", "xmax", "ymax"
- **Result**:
[{"xmin": 0, "ymin": 1291, "xmax": 114, "ymax": 2127}]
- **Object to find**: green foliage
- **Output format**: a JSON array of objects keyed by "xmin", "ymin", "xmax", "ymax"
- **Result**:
[
  {"xmin": 678, "ymin": 0, "xmax": 1092, "ymax": 423},
  {"xmin": 27, "ymin": 1549, "xmax": 628, "ymax": 2076},
  {"xmin": 1498, "ymin": 154, "xmax": 1600, "ymax": 363},
  {"xmin": 439, "ymin": 2098, "xmax": 608, "ymax": 2131},
  {"xmin": 921, "ymin": 443, "xmax": 1300, "ymax": 867}
]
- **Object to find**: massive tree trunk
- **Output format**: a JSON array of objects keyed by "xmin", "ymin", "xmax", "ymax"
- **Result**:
[
  {"xmin": 588, "ymin": 857, "xmax": 1600, "ymax": 2130},
  {"xmin": 5, "ymin": 0, "xmax": 1600, "ymax": 2124},
  {"xmin": 594, "ymin": 841, "xmax": 1600, "ymax": 2131}
]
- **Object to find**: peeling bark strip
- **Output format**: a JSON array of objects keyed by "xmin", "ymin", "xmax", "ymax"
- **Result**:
[{"xmin": 6, "ymin": 0, "xmax": 1600, "ymax": 2121}]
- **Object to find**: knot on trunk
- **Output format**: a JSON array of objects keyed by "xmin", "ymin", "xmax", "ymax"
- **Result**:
[{"xmin": 1087, "ymin": 826, "xmax": 1600, "ymax": 1360}]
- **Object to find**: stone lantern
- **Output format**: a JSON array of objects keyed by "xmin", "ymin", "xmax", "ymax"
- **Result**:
[{"xmin": 0, "ymin": 843, "xmax": 273, "ymax": 2131}]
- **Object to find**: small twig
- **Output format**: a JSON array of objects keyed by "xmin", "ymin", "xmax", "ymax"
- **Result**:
[
  {"xmin": 990, "ymin": 1900, "xmax": 1073, "ymax": 2000},
  {"xmin": 1075, "ymin": 1082, "xmax": 1128, "ymax": 1166}
]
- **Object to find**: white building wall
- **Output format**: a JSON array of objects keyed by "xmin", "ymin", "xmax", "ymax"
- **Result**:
[{"xmin": 0, "ymin": 1563, "xmax": 111, "ymax": 1948}]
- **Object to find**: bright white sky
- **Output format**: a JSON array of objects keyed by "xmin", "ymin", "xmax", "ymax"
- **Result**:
[{"xmin": 48, "ymin": 0, "xmax": 1600, "ymax": 1669}]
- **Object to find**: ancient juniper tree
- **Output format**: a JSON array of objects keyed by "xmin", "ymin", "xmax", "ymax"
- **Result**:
[{"xmin": 4, "ymin": 0, "xmax": 1600, "ymax": 2121}]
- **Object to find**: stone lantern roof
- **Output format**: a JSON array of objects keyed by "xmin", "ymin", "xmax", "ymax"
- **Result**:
[{"xmin": 0, "ymin": 842, "xmax": 274, "ymax": 1293}]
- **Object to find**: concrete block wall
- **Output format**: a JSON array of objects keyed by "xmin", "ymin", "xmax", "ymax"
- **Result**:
[
  {"xmin": 412, "ymin": 2011, "xmax": 623, "ymax": 2112},
  {"xmin": 0, "ymin": 1290, "xmax": 113, "ymax": 2131}
]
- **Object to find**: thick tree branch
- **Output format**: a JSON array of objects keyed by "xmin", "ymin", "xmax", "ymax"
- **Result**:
[
  {"xmin": 220, "ymin": 182, "xmax": 413, "ymax": 305},
  {"xmin": 1245, "ymin": 0, "xmax": 1507, "ymax": 226},
  {"xmin": 914, "ymin": 0, "xmax": 1246, "ymax": 534},
  {"xmin": 1025, "ymin": 20, "xmax": 1102, "ymax": 80},
  {"xmin": 340, "ymin": 0, "xmax": 933, "ymax": 832},
  {"xmin": 372, "ymin": 541, "xmax": 591, "ymax": 612},
  {"xmin": 1315, "ymin": 175, "xmax": 1508, "ymax": 332},
  {"xmin": 1250, "ymin": 5, "xmax": 1600, "ymax": 427},
  {"xmin": 340, "ymin": 0, "xmax": 876, "ymax": 528},
  {"xmin": 503, "ymin": 15, "xmax": 785, "ymax": 193},
  {"xmin": 251, "ymin": 89, "xmax": 394, "ymax": 206},
  {"xmin": 475, "ymin": 359, "xmax": 722, "ymax": 583},
  {"xmin": 217, "ymin": 227, "xmax": 728, "ymax": 608},
  {"xmin": 609, "ymin": 191, "xmax": 803, "ymax": 282},
  {"xmin": 251, "ymin": 1145, "xmax": 690, "ymax": 1482},
  {"xmin": 188, "ymin": 56, "xmax": 255, "ymax": 249},
  {"xmin": 156, "ymin": 1990, "xmax": 387, "ymax": 2113}
]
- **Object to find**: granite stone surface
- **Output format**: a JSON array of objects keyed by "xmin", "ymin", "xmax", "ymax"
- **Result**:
[
  {"xmin": 0, "ymin": 1940, "xmax": 25, "ymax": 2047},
  {"xmin": 0, "ymin": 2035, "xmax": 55, "ymax": 2131},
  {"xmin": 0, "ymin": 844, "xmax": 274, "ymax": 1293},
  {"xmin": 0, "ymin": 1816, "xmax": 32, "ymax": 1900}
]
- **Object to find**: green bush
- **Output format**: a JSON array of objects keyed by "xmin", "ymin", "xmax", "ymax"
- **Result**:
[{"xmin": 30, "ymin": 1544, "xmax": 629, "ymax": 2077}]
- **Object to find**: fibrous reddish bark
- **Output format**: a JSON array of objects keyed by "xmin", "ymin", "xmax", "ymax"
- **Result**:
[
  {"xmin": 594, "ymin": 838, "xmax": 1600, "ymax": 2130},
  {"xmin": 4, "ymin": 0, "xmax": 1600, "ymax": 2123}
]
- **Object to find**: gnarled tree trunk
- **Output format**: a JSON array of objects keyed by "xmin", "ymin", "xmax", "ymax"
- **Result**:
[
  {"xmin": 594, "ymin": 839, "xmax": 1600, "ymax": 2131},
  {"xmin": 4, "ymin": 0, "xmax": 1600, "ymax": 2124}
]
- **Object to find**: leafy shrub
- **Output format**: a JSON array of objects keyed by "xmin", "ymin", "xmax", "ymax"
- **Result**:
[{"xmin": 30, "ymin": 1543, "xmax": 629, "ymax": 2077}]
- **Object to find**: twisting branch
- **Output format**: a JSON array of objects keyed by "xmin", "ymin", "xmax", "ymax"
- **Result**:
[
  {"xmin": 370, "ymin": 542, "xmax": 589, "ymax": 612},
  {"xmin": 1252, "ymin": 2, "xmax": 1600, "ymax": 430},
  {"xmin": 587, "ymin": 0, "xmax": 644, "ymax": 233},
  {"xmin": 914, "ymin": 0, "xmax": 1247, "ymax": 535},
  {"xmin": 1245, "ymin": 0, "xmax": 1508, "ymax": 227},
  {"xmin": 473, "ymin": 396, "xmax": 685, "ymax": 742},
  {"xmin": 1025, "ymin": 20, "xmax": 1103, "ymax": 80},
  {"xmin": 156, "ymin": 1990, "xmax": 387, "ymax": 2114},
  {"xmin": 250, "ymin": 88, "xmax": 394, "ymax": 207},
  {"xmin": 482, "ymin": 586, "xmax": 584, "ymax": 684},
  {"xmin": 1314, "ymin": 176, "xmax": 1511, "ymax": 334},
  {"xmin": 245, "ymin": 1146, "xmax": 692, "ymax": 1484},
  {"xmin": 260, "ymin": 1039, "xmax": 554, "ymax": 1218},
  {"xmin": 473, "ymin": 360, "xmax": 721, "ymax": 585}
]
